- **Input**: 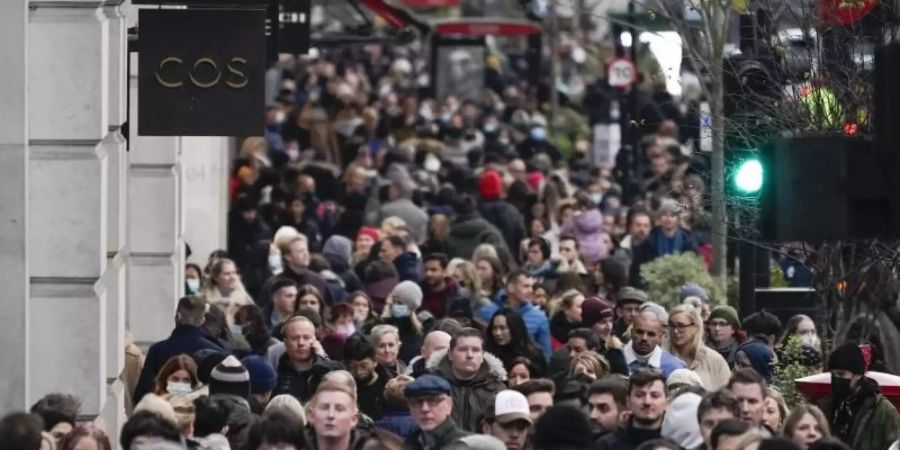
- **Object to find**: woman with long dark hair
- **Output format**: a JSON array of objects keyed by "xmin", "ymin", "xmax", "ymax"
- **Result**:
[{"xmin": 485, "ymin": 308, "xmax": 546, "ymax": 376}]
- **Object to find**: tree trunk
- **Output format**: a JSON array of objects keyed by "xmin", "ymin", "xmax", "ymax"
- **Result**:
[{"xmin": 709, "ymin": 68, "xmax": 728, "ymax": 288}]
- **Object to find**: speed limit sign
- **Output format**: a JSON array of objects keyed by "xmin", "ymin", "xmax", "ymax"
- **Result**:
[{"xmin": 607, "ymin": 58, "xmax": 637, "ymax": 88}]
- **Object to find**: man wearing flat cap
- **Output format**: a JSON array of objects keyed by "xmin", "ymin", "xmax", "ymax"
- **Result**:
[
  {"xmin": 404, "ymin": 375, "xmax": 471, "ymax": 450},
  {"xmin": 818, "ymin": 341, "xmax": 900, "ymax": 450}
]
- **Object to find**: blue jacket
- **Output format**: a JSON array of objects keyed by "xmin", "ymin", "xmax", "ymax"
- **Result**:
[
  {"xmin": 478, "ymin": 299, "xmax": 551, "ymax": 360},
  {"xmin": 375, "ymin": 412, "xmax": 417, "ymax": 440},
  {"xmin": 133, "ymin": 324, "xmax": 224, "ymax": 404},
  {"xmin": 624, "ymin": 346, "xmax": 687, "ymax": 379}
]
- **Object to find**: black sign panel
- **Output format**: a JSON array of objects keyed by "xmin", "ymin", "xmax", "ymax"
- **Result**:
[
  {"xmin": 139, "ymin": 9, "xmax": 265, "ymax": 136},
  {"xmin": 278, "ymin": 0, "xmax": 311, "ymax": 54}
]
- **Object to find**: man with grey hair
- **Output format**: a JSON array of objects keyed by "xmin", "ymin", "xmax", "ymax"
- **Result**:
[
  {"xmin": 375, "ymin": 165, "xmax": 428, "ymax": 242},
  {"xmin": 623, "ymin": 310, "xmax": 686, "ymax": 377},
  {"xmin": 406, "ymin": 331, "xmax": 452, "ymax": 378},
  {"xmin": 134, "ymin": 296, "xmax": 223, "ymax": 404}
]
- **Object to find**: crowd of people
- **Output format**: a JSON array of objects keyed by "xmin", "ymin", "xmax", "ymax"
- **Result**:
[{"xmin": 0, "ymin": 40, "xmax": 892, "ymax": 450}]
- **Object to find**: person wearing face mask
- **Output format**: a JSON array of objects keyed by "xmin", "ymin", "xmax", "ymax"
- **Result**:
[
  {"xmin": 818, "ymin": 342, "xmax": 900, "ymax": 450},
  {"xmin": 343, "ymin": 334, "xmax": 390, "ymax": 420},
  {"xmin": 379, "ymin": 281, "xmax": 426, "ymax": 364},
  {"xmin": 153, "ymin": 355, "xmax": 199, "ymax": 398},
  {"xmin": 516, "ymin": 117, "xmax": 562, "ymax": 163},
  {"xmin": 185, "ymin": 263, "xmax": 204, "ymax": 296}
]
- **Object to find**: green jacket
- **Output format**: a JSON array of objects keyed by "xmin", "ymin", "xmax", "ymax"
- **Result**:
[{"xmin": 819, "ymin": 378, "xmax": 900, "ymax": 450}]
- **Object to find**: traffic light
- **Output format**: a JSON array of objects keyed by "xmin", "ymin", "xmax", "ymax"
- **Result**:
[{"xmin": 734, "ymin": 158, "xmax": 764, "ymax": 194}]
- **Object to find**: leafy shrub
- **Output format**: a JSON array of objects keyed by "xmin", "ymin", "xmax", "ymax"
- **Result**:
[{"xmin": 640, "ymin": 252, "xmax": 722, "ymax": 310}]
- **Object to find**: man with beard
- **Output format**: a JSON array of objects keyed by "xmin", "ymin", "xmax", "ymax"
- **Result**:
[
  {"xmin": 272, "ymin": 316, "xmax": 343, "ymax": 403},
  {"xmin": 615, "ymin": 209, "xmax": 653, "ymax": 265},
  {"xmin": 343, "ymin": 334, "xmax": 390, "ymax": 420},
  {"xmin": 594, "ymin": 369, "xmax": 668, "ymax": 450},
  {"xmin": 818, "ymin": 342, "xmax": 900, "ymax": 450},
  {"xmin": 588, "ymin": 377, "xmax": 629, "ymax": 441},
  {"xmin": 421, "ymin": 253, "xmax": 464, "ymax": 319},
  {"xmin": 623, "ymin": 310, "xmax": 686, "ymax": 378}
]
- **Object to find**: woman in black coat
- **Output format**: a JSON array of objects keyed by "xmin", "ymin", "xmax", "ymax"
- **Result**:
[{"xmin": 484, "ymin": 308, "xmax": 547, "ymax": 376}]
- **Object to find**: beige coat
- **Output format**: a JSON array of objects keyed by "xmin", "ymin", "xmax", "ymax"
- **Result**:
[{"xmin": 685, "ymin": 345, "xmax": 732, "ymax": 391}]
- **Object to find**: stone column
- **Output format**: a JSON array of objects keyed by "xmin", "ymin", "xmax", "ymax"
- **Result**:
[
  {"xmin": 0, "ymin": 0, "xmax": 30, "ymax": 414},
  {"xmin": 27, "ymin": 1, "xmax": 113, "ymax": 415},
  {"xmin": 127, "ymin": 49, "xmax": 185, "ymax": 346},
  {"xmin": 182, "ymin": 136, "xmax": 231, "ymax": 265}
]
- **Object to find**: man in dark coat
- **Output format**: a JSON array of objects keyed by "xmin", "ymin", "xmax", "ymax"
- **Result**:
[
  {"xmin": 133, "ymin": 296, "xmax": 224, "ymax": 404},
  {"xmin": 629, "ymin": 199, "xmax": 697, "ymax": 287},
  {"xmin": 404, "ymin": 375, "xmax": 471, "ymax": 450},
  {"xmin": 477, "ymin": 169, "xmax": 525, "ymax": 256},
  {"xmin": 818, "ymin": 342, "xmax": 900, "ymax": 450},
  {"xmin": 271, "ymin": 316, "xmax": 343, "ymax": 403},
  {"xmin": 445, "ymin": 195, "xmax": 511, "ymax": 265},
  {"xmin": 428, "ymin": 329, "xmax": 506, "ymax": 432},
  {"xmin": 421, "ymin": 253, "xmax": 466, "ymax": 319},
  {"xmin": 277, "ymin": 235, "xmax": 333, "ymax": 304},
  {"xmin": 594, "ymin": 369, "xmax": 667, "ymax": 450}
]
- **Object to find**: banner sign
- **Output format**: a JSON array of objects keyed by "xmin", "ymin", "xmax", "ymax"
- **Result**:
[
  {"xmin": 278, "ymin": 0, "xmax": 312, "ymax": 54},
  {"xmin": 138, "ymin": 9, "xmax": 265, "ymax": 136}
]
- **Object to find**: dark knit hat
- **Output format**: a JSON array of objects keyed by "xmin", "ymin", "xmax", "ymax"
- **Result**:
[
  {"xmin": 479, "ymin": 170, "xmax": 503, "ymax": 200},
  {"xmin": 617, "ymin": 287, "xmax": 648, "ymax": 305},
  {"xmin": 240, "ymin": 355, "xmax": 276, "ymax": 394},
  {"xmin": 581, "ymin": 297, "xmax": 614, "ymax": 327},
  {"xmin": 533, "ymin": 405, "xmax": 594, "ymax": 450},
  {"xmin": 827, "ymin": 342, "xmax": 867, "ymax": 375},
  {"xmin": 209, "ymin": 355, "xmax": 251, "ymax": 399},
  {"xmin": 680, "ymin": 282, "xmax": 710, "ymax": 303},
  {"xmin": 709, "ymin": 305, "xmax": 741, "ymax": 330}
]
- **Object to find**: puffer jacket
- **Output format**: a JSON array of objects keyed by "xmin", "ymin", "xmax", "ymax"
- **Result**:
[
  {"xmin": 818, "ymin": 377, "xmax": 900, "ymax": 450},
  {"xmin": 272, "ymin": 353, "xmax": 344, "ymax": 403},
  {"xmin": 561, "ymin": 209, "xmax": 607, "ymax": 263},
  {"xmin": 479, "ymin": 199, "xmax": 525, "ymax": 257},
  {"xmin": 446, "ymin": 212, "xmax": 511, "ymax": 263},
  {"xmin": 427, "ymin": 349, "xmax": 507, "ymax": 432}
]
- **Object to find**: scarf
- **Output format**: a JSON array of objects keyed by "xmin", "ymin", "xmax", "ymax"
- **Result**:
[{"xmin": 831, "ymin": 376, "xmax": 880, "ymax": 443}]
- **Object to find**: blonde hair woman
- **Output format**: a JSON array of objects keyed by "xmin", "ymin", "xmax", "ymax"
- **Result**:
[
  {"xmin": 782, "ymin": 404, "xmax": 830, "ymax": 449},
  {"xmin": 568, "ymin": 350, "xmax": 610, "ymax": 381},
  {"xmin": 202, "ymin": 258, "xmax": 253, "ymax": 330},
  {"xmin": 665, "ymin": 304, "xmax": 731, "ymax": 390},
  {"xmin": 764, "ymin": 387, "xmax": 789, "ymax": 431}
]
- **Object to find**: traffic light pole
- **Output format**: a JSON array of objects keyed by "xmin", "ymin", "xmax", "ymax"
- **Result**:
[{"xmin": 738, "ymin": 240, "xmax": 770, "ymax": 318}]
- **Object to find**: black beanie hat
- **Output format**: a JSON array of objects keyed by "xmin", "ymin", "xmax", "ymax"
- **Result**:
[
  {"xmin": 827, "ymin": 341, "xmax": 866, "ymax": 375},
  {"xmin": 533, "ymin": 405, "xmax": 593, "ymax": 450},
  {"xmin": 195, "ymin": 350, "xmax": 228, "ymax": 385}
]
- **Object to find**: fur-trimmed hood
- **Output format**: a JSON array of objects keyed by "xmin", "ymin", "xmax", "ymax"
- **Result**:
[{"xmin": 425, "ymin": 348, "xmax": 507, "ymax": 381}]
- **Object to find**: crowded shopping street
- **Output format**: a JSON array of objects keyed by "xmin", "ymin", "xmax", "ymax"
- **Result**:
[{"xmin": 4, "ymin": 0, "xmax": 900, "ymax": 449}]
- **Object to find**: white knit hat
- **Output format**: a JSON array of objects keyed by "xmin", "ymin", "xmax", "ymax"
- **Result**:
[
  {"xmin": 661, "ymin": 392, "xmax": 704, "ymax": 448},
  {"xmin": 390, "ymin": 281, "xmax": 423, "ymax": 311}
]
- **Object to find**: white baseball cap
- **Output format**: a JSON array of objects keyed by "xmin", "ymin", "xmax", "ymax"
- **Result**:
[{"xmin": 491, "ymin": 390, "xmax": 532, "ymax": 424}]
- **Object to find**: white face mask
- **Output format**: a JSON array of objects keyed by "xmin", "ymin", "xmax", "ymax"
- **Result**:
[
  {"xmin": 275, "ymin": 111, "xmax": 287, "ymax": 124},
  {"xmin": 231, "ymin": 324, "xmax": 243, "ymax": 338},
  {"xmin": 391, "ymin": 304, "xmax": 410, "ymax": 318},
  {"xmin": 335, "ymin": 323, "xmax": 356, "ymax": 337},
  {"xmin": 269, "ymin": 255, "xmax": 283, "ymax": 274},
  {"xmin": 167, "ymin": 381, "xmax": 193, "ymax": 396},
  {"xmin": 799, "ymin": 333, "xmax": 819, "ymax": 348},
  {"xmin": 186, "ymin": 278, "xmax": 201, "ymax": 294}
]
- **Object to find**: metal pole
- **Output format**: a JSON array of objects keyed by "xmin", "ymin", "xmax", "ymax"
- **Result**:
[{"xmin": 548, "ymin": 0, "xmax": 559, "ymax": 132}]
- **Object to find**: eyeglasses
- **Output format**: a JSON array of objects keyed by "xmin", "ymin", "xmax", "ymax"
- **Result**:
[
  {"xmin": 709, "ymin": 320, "xmax": 732, "ymax": 329},
  {"xmin": 409, "ymin": 395, "xmax": 448, "ymax": 408},
  {"xmin": 668, "ymin": 321, "xmax": 695, "ymax": 332}
]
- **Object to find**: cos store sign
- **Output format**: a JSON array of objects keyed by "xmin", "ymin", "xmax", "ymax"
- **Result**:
[{"xmin": 139, "ymin": 9, "xmax": 265, "ymax": 136}]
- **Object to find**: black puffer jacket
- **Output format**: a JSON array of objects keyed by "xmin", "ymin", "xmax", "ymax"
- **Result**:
[
  {"xmin": 446, "ymin": 212, "xmax": 511, "ymax": 264},
  {"xmin": 479, "ymin": 199, "xmax": 525, "ymax": 258},
  {"xmin": 272, "ymin": 353, "xmax": 344, "ymax": 403},
  {"xmin": 427, "ymin": 349, "xmax": 507, "ymax": 432}
]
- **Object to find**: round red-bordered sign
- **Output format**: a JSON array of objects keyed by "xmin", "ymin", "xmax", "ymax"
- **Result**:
[{"xmin": 607, "ymin": 58, "xmax": 637, "ymax": 88}]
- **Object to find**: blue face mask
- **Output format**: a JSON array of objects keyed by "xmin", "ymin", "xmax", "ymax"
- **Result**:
[
  {"xmin": 269, "ymin": 255, "xmax": 283, "ymax": 274},
  {"xmin": 186, "ymin": 278, "xmax": 201, "ymax": 294},
  {"xmin": 391, "ymin": 304, "xmax": 411, "ymax": 318},
  {"xmin": 530, "ymin": 127, "xmax": 547, "ymax": 141},
  {"xmin": 167, "ymin": 381, "xmax": 193, "ymax": 396},
  {"xmin": 231, "ymin": 324, "xmax": 243, "ymax": 337}
]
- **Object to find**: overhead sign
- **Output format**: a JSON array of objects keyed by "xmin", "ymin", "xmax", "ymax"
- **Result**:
[
  {"xmin": 607, "ymin": 58, "xmax": 637, "ymax": 88},
  {"xmin": 138, "ymin": 9, "xmax": 265, "ymax": 136},
  {"xmin": 278, "ymin": 0, "xmax": 311, "ymax": 54}
]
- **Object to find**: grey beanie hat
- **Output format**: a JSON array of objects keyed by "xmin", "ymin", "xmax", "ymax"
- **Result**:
[
  {"xmin": 390, "ymin": 280, "xmax": 423, "ymax": 311},
  {"xmin": 322, "ymin": 235, "xmax": 353, "ymax": 261}
]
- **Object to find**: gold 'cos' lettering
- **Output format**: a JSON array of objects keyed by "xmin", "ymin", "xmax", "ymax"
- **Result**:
[{"xmin": 154, "ymin": 57, "xmax": 250, "ymax": 89}]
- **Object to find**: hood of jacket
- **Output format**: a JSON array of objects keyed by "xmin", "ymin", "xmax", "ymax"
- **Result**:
[
  {"xmin": 449, "ymin": 214, "xmax": 493, "ymax": 239},
  {"xmin": 426, "ymin": 348, "xmax": 507, "ymax": 383},
  {"xmin": 572, "ymin": 209, "xmax": 604, "ymax": 235}
]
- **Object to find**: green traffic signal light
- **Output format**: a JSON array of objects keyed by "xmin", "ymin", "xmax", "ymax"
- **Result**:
[{"xmin": 735, "ymin": 159, "xmax": 763, "ymax": 193}]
